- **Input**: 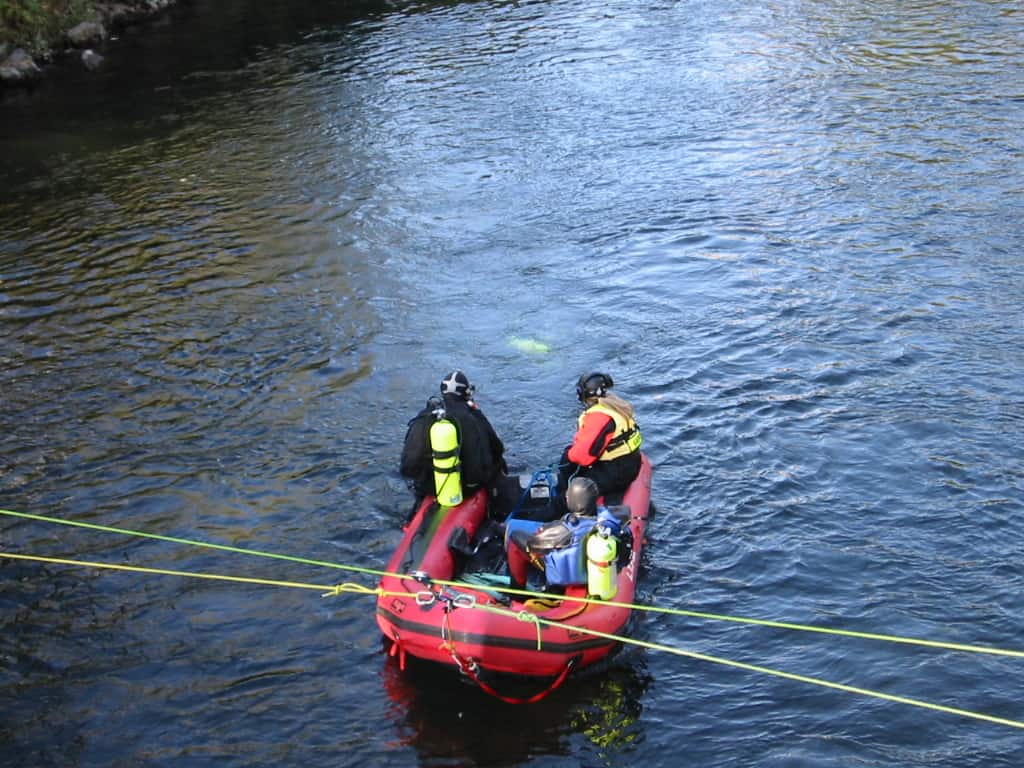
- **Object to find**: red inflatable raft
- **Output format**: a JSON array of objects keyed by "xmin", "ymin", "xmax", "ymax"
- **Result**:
[{"xmin": 376, "ymin": 454, "xmax": 653, "ymax": 696}]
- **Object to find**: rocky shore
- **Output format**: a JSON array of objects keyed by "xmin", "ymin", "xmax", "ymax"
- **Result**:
[{"xmin": 0, "ymin": 0, "xmax": 178, "ymax": 87}]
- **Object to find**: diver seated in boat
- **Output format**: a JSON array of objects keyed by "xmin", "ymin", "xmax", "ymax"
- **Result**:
[
  {"xmin": 555, "ymin": 372, "xmax": 643, "ymax": 510},
  {"xmin": 399, "ymin": 369, "xmax": 518, "ymax": 518},
  {"xmin": 506, "ymin": 477, "xmax": 628, "ymax": 592}
]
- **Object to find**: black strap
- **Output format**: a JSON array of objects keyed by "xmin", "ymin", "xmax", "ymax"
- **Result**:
[
  {"xmin": 605, "ymin": 425, "xmax": 637, "ymax": 451},
  {"xmin": 432, "ymin": 458, "xmax": 462, "ymax": 474},
  {"xmin": 432, "ymin": 464, "xmax": 462, "ymax": 475}
]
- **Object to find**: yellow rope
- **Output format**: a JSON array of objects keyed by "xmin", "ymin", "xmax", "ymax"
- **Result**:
[
  {"xmin": 423, "ymin": 581, "xmax": 1024, "ymax": 660},
  {"xmin": 620, "ymin": 601, "xmax": 1024, "ymax": 660},
  {"xmin": 570, "ymin": 622, "xmax": 1024, "ymax": 730},
  {"xmin": 4, "ymin": 506, "xmax": 1022, "ymax": 659},
  {"xmin": 0, "ymin": 508, "xmax": 389, "ymax": 579},
  {"xmin": 516, "ymin": 610, "xmax": 543, "ymax": 650},
  {"xmin": 465, "ymin": 596, "xmax": 1024, "ymax": 731},
  {"xmin": 322, "ymin": 582, "xmax": 381, "ymax": 598},
  {"xmin": 1, "ymin": 552, "xmax": 331, "ymax": 592},
  {"xmin": 4, "ymin": 549, "xmax": 1023, "ymax": 730},
  {"xmin": 0, "ymin": 552, "xmax": 432, "ymax": 603}
]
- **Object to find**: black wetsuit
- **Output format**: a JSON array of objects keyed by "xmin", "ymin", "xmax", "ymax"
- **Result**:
[{"xmin": 400, "ymin": 394, "xmax": 507, "ymax": 499}]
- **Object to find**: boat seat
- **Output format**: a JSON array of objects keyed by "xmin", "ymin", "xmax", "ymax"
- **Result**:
[
  {"xmin": 450, "ymin": 521, "xmax": 508, "ymax": 574},
  {"xmin": 448, "ymin": 526, "xmax": 477, "ymax": 557}
]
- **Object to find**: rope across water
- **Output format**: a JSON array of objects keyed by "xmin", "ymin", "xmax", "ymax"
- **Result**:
[
  {"xmin": 2, "ymin": 507, "xmax": 1022, "ymax": 729},
  {"xmin": 3, "ymin": 508, "xmax": 1019, "ymax": 659}
]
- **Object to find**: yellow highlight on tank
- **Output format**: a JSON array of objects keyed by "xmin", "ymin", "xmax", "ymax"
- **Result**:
[
  {"xmin": 509, "ymin": 336, "xmax": 551, "ymax": 354},
  {"xmin": 429, "ymin": 418, "xmax": 463, "ymax": 507}
]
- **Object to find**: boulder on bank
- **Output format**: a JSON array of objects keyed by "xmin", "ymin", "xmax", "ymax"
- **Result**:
[
  {"xmin": 1, "ymin": 0, "xmax": 178, "ymax": 88},
  {"xmin": 82, "ymin": 49, "xmax": 105, "ymax": 71},
  {"xmin": 0, "ymin": 48, "xmax": 42, "ymax": 83},
  {"xmin": 96, "ymin": 1, "xmax": 171, "ymax": 26},
  {"xmin": 66, "ymin": 21, "xmax": 108, "ymax": 48}
]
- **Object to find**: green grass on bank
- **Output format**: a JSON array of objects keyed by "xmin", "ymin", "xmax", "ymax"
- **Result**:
[{"xmin": 1, "ymin": 0, "xmax": 96, "ymax": 55}]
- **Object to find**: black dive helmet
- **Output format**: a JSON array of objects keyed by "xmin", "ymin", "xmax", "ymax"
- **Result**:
[
  {"xmin": 441, "ymin": 369, "xmax": 475, "ymax": 400},
  {"xmin": 576, "ymin": 372, "xmax": 613, "ymax": 403},
  {"xmin": 565, "ymin": 476, "xmax": 599, "ymax": 516}
]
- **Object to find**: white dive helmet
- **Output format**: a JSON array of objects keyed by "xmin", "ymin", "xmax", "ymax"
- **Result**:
[{"xmin": 440, "ymin": 370, "xmax": 475, "ymax": 400}]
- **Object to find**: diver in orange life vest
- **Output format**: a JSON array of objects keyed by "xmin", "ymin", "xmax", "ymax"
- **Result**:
[{"xmin": 556, "ymin": 372, "xmax": 642, "ymax": 504}]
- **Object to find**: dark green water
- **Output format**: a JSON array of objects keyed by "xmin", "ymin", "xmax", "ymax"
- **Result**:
[{"xmin": 2, "ymin": 1, "xmax": 1023, "ymax": 765}]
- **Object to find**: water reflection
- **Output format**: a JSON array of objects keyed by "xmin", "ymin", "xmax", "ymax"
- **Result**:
[
  {"xmin": 381, "ymin": 648, "xmax": 651, "ymax": 764},
  {"xmin": 3, "ymin": 0, "xmax": 1024, "ymax": 764}
]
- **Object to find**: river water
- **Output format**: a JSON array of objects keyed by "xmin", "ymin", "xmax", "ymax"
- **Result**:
[{"xmin": 2, "ymin": 0, "xmax": 1023, "ymax": 765}]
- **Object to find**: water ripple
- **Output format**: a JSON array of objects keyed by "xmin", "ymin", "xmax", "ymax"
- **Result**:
[{"xmin": 3, "ymin": 0, "xmax": 1024, "ymax": 765}]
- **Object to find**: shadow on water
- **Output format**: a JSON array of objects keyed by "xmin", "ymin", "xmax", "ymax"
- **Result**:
[
  {"xmin": 0, "ymin": 0, "xmax": 504, "ymax": 184},
  {"xmin": 0, "ymin": 0, "xmax": 510, "ymax": 110},
  {"xmin": 380, "ymin": 646, "xmax": 653, "ymax": 765}
]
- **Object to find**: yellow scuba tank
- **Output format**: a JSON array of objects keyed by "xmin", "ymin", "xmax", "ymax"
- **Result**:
[
  {"xmin": 586, "ymin": 526, "xmax": 618, "ymax": 600},
  {"xmin": 429, "ymin": 417, "xmax": 463, "ymax": 506}
]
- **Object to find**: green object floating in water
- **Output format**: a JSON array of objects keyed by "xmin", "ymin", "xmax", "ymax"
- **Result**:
[{"xmin": 509, "ymin": 336, "xmax": 551, "ymax": 354}]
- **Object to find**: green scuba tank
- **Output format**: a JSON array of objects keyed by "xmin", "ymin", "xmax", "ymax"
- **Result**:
[
  {"xmin": 429, "ymin": 417, "xmax": 463, "ymax": 506},
  {"xmin": 586, "ymin": 526, "xmax": 618, "ymax": 600}
]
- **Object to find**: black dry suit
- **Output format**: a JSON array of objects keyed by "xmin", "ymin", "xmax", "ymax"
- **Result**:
[{"xmin": 399, "ymin": 393, "xmax": 507, "ymax": 499}]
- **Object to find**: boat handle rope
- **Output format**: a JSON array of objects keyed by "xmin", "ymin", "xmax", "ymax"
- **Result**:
[
  {"xmin": 439, "ymin": 604, "xmax": 577, "ymax": 705},
  {"xmin": 411, "ymin": 583, "xmax": 479, "ymax": 611},
  {"xmin": 452, "ymin": 652, "xmax": 579, "ymax": 705},
  {"xmin": 414, "ymin": 590, "xmax": 438, "ymax": 607}
]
